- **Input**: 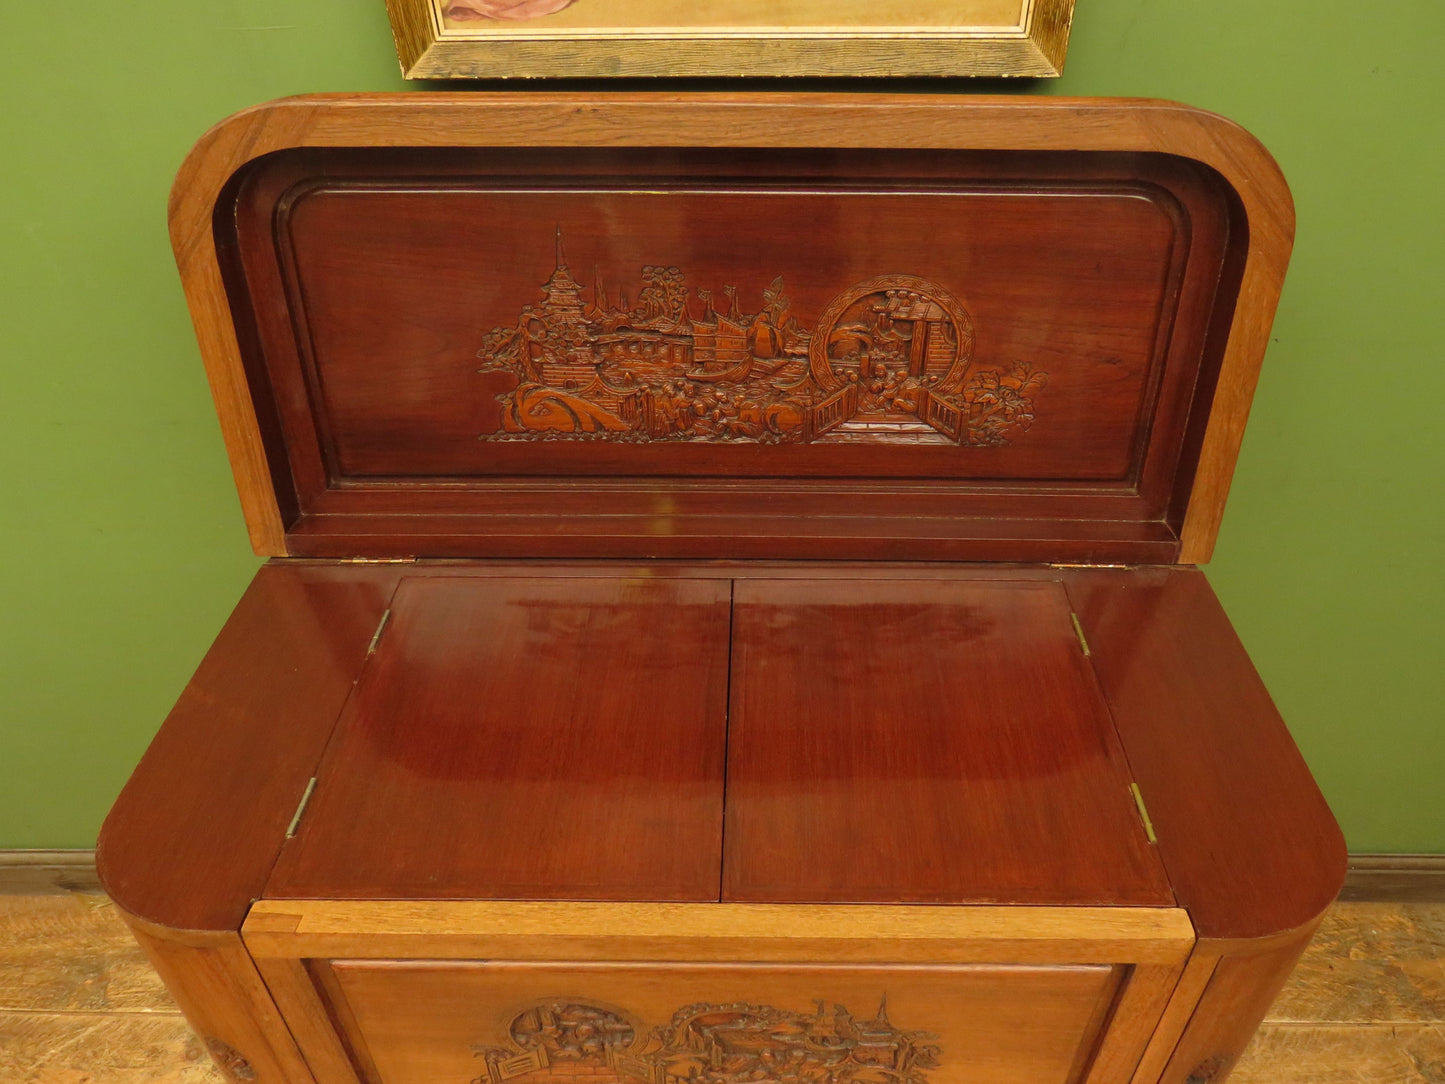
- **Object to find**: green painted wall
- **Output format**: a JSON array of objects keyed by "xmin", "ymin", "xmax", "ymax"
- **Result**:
[{"xmin": 1, "ymin": 1, "xmax": 1440, "ymax": 850}]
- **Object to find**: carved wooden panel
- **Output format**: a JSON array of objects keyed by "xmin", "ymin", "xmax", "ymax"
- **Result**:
[
  {"xmin": 323, "ymin": 961, "xmax": 1123, "ymax": 1084},
  {"xmin": 217, "ymin": 142, "xmax": 1241, "ymax": 558},
  {"xmin": 248, "ymin": 156, "xmax": 1194, "ymax": 482}
]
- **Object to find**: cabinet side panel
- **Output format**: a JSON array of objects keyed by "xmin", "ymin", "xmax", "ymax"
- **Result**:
[
  {"xmin": 1149, "ymin": 928, "xmax": 1319, "ymax": 1084},
  {"xmin": 121, "ymin": 915, "xmax": 316, "ymax": 1084}
]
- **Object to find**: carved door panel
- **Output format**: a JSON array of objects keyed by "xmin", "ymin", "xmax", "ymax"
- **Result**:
[{"xmin": 318, "ymin": 961, "xmax": 1123, "ymax": 1084}]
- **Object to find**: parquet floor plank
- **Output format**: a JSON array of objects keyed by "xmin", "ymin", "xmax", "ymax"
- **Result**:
[
  {"xmin": 1233, "ymin": 1024, "xmax": 1445, "ymax": 1083},
  {"xmin": 1267, "ymin": 902, "xmax": 1445, "ymax": 1025},
  {"xmin": 0, "ymin": 895, "xmax": 172, "ymax": 1014},
  {"xmin": 0, "ymin": 1011, "xmax": 223, "ymax": 1083}
]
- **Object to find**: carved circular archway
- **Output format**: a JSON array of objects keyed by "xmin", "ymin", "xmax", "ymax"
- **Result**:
[
  {"xmin": 809, "ymin": 274, "xmax": 976, "ymax": 394},
  {"xmin": 507, "ymin": 1000, "xmax": 639, "ymax": 1061}
]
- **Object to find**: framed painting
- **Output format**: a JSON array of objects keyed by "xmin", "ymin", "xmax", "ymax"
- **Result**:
[{"xmin": 384, "ymin": 0, "xmax": 1075, "ymax": 78}]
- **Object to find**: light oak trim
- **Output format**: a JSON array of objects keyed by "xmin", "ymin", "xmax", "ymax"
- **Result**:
[
  {"xmin": 1128, "ymin": 950, "xmax": 1220, "ymax": 1084},
  {"xmin": 386, "ymin": 0, "xmax": 1072, "ymax": 79},
  {"xmin": 253, "ymin": 956, "xmax": 363, "ymax": 1084},
  {"xmin": 170, "ymin": 150, "xmax": 286, "ymax": 554},
  {"xmin": 244, "ymin": 900, "xmax": 1196, "ymax": 965},
  {"xmin": 1083, "ymin": 963, "xmax": 1188, "ymax": 1084},
  {"xmin": 171, "ymin": 93, "xmax": 1292, "ymax": 561}
]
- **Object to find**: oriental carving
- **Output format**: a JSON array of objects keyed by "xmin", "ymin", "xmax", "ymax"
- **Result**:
[
  {"xmin": 509, "ymin": 1002, "xmax": 637, "ymax": 1062},
  {"xmin": 204, "ymin": 1037, "xmax": 257, "ymax": 1082},
  {"xmin": 472, "ymin": 996, "xmax": 940, "ymax": 1084},
  {"xmin": 476, "ymin": 233, "xmax": 1046, "ymax": 447}
]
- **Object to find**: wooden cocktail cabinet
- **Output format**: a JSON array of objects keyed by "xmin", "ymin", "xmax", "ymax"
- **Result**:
[{"xmin": 98, "ymin": 94, "xmax": 1344, "ymax": 1084}]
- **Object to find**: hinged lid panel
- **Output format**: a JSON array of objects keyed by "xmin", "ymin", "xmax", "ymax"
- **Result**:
[{"xmin": 175, "ymin": 94, "xmax": 1292, "ymax": 562}]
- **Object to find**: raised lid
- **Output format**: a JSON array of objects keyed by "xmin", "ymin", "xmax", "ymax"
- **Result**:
[{"xmin": 173, "ymin": 94, "xmax": 1293, "ymax": 563}]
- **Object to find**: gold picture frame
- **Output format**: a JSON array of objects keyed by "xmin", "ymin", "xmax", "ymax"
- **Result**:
[{"xmin": 384, "ymin": 0, "xmax": 1075, "ymax": 79}]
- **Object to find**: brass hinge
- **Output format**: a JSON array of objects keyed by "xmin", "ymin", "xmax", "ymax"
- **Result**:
[
  {"xmin": 341, "ymin": 557, "xmax": 417, "ymax": 564},
  {"xmin": 285, "ymin": 777, "xmax": 318, "ymax": 839},
  {"xmin": 1130, "ymin": 782, "xmax": 1159, "ymax": 844},
  {"xmin": 367, "ymin": 609, "xmax": 392, "ymax": 656},
  {"xmin": 1069, "ymin": 612, "xmax": 1092, "ymax": 657},
  {"xmin": 1050, "ymin": 563, "xmax": 1131, "ymax": 569}
]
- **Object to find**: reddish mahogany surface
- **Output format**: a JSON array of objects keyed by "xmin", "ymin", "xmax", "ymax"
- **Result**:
[
  {"xmin": 97, "ymin": 563, "xmax": 401, "ymax": 930},
  {"xmin": 101, "ymin": 561, "xmax": 1339, "ymax": 934},
  {"xmin": 265, "ymin": 165, "xmax": 1183, "ymax": 480},
  {"xmin": 280, "ymin": 512, "xmax": 1181, "ymax": 565},
  {"xmin": 218, "ymin": 144, "xmax": 1241, "ymax": 561},
  {"xmin": 265, "ymin": 576, "xmax": 731, "ymax": 902},
  {"xmin": 723, "ymin": 577, "xmax": 1175, "ymax": 906},
  {"xmin": 1064, "ymin": 567, "xmax": 1346, "ymax": 939}
]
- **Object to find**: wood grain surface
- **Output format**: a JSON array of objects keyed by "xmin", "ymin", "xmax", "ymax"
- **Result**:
[
  {"xmin": 93, "ymin": 558, "xmax": 1346, "ymax": 1079},
  {"xmin": 1151, "ymin": 928, "xmax": 1321, "ymax": 1084},
  {"xmin": 1269, "ymin": 903, "xmax": 1445, "ymax": 1025},
  {"xmin": 241, "ymin": 899, "xmax": 1194, "ymax": 965},
  {"xmin": 724, "ymin": 577, "xmax": 1174, "ymax": 906},
  {"xmin": 0, "ymin": 893, "xmax": 171, "ymax": 1015},
  {"xmin": 0, "ymin": 891, "xmax": 221, "ymax": 1082},
  {"xmin": 96, "ymin": 562, "xmax": 401, "ymax": 932},
  {"xmin": 0, "ymin": 852, "xmax": 101, "ymax": 896},
  {"xmin": 0, "ymin": 1012, "xmax": 222, "ymax": 1083},
  {"xmin": 265, "ymin": 576, "xmax": 731, "ymax": 902},
  {"xmin": 98, "ymin": 559, "xmax": 1341, "ymax": 929},
  {"xmin": 240, "ymin": 151, "xmax": 1211, "ymax": 479},
  {"xmin": 1063, "ymin": 566, "xmax": 1346, "ymax": 941},
  {"xmin": 168, "ymin": 94, "xmax": 1291, "ymax": 563},
  {"xmin": 328, "ymin": 960, "xmax": 1120, "ymax": 1084},
  {"xmin": 1342, "ymin": 855, "xmax": 1445, "ymax": 903},
  {"xmin": 118, "ymin": 916, "xmax": 316, "ymax": 1084},
  {"xmin": 1232, "ymin": 1024, "xmax": 1445, "ymax": 1084}
]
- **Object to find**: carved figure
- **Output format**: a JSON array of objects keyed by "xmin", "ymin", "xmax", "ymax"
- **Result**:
[{"xmin": 476, "ymin": 233, "xmax": 1047, "ymax": 446}]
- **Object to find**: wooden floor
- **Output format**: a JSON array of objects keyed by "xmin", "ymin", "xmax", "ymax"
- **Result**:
[{"xmin": 0, "ymin": 885, "xmax": 1441, "ymax": 1082}]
